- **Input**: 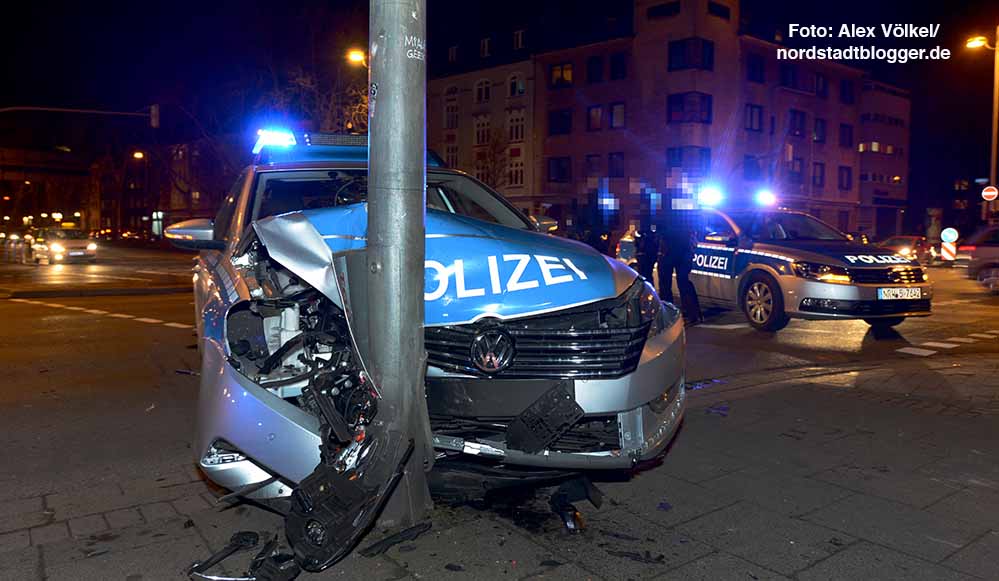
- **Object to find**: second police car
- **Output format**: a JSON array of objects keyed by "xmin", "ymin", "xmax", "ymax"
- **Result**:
[{"xmin": 689, "ymin": 208, "xmax": 932, "ymax": 331}]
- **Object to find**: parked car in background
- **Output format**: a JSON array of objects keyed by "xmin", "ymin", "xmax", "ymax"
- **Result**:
[
  {"xmin": 964, "ymin": 226, "xmax": 999, "ymax": 291},
  {"xmin": 2, "ymin": 228, "xmax": 31, "ymax": 263},
  {"xmin": 877, "ymin": 235, "xmax": 932, "ymax": 265},
  {"xmin": 27, "ymin": 228, "xmax": 98, "ymax": 264},
  {"xmin": 846, "ymin": 232, "xmax": 870, "ymax": 245}
]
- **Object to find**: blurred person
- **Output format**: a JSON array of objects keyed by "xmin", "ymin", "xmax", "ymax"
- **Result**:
[{"xmin": 657, "ymin": 211, "xmax": 701, "ymax": 326}]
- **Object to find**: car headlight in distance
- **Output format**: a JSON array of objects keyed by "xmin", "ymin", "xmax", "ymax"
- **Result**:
[
  {"xmin": 86, "ymin": 242, "xmax": 97, "ymax": 251},
  {"xmin": 899, "ymin": 246, "xmax": 911, "ymax": 255},
  {"xmin": 49, "ymin": 243, "xmax": 66, "ymax": 253},
  {"xmin": 791, "ymin": 262, "xmax": 851, "ymax": 284},
  {"xmin": 640, "ymin": 281, "xmax": 679, "ymax": 337}
]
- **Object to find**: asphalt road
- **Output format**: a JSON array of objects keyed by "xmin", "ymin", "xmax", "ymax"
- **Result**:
[{"xmin": 1, "ymin": 249, "xmax": 998, "ymax": 580}]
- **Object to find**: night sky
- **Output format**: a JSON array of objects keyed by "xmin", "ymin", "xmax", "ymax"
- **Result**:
[{"xmin": 2, "ymin": 0, "xmax": 997, "ymax": 210}]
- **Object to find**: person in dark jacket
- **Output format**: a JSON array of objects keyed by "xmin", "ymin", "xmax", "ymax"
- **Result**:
[
  {"xmin": 657, "ymin": 214, "xmax": 702, "ymax": 326},
  {"xmin": 634, "ymin": 224, "xmax": 659, "ymax": 280}
]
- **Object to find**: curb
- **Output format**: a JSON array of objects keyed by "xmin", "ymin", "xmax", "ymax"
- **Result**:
[{"xmin": 0, "ymin": 286, "xmax": 192, "ymax": 299}]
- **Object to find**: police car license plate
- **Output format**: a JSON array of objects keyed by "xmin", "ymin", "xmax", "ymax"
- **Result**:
[
  {"xmin": 69, "ymin": 251, "xmax": 85, "ymax": 256},
  {"xmin": 877, "ymin": 287, "xmax": 921, "ymax": 300}
]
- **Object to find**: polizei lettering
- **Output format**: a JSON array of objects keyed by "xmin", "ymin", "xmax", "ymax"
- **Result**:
[
  {"xmin": 843, "ymin": 254, "xmax": 910, "ymax": 264},
  {"xmin": 424, "ymin": 254, "xmax": 588, "ymax": 301},
  {"xmin": 692, "ymin": 254, "xmax": 729, "ymax": 270}
]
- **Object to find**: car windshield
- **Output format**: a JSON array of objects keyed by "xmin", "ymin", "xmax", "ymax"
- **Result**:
[
  {"xmin": 880, "ymin": 236, "xmax": 914, "ymax": 246},
  {"xmin": 46, "ymin": 229, "xmax": 89, "ymax": 240},
  {"xmin": 730, "ymin": 212, "xmax": 849, "ymax": 241},
  {"xmin": 251, "ymin": 169, "xmax": 532, "ymax": 230}
]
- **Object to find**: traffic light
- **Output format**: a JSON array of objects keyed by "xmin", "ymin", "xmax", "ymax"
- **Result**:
[{"xmin": 150, "ymin": 104, "xmax": 160, "ymax": 129}]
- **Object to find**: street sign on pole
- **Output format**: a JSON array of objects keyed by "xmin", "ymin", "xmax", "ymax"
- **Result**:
[
  {"xmin": 983, "ymin": 185, "xmax": 998, "ymax": 202},
  {"xmin": 941, "ymin": 227, "xmax": 959, "ymax": 243},
  {"xmin": 941, "ymin": 241, "xmax": 957, "ymax": 261}
]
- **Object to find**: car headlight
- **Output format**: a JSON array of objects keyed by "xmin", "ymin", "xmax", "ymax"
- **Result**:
[
  {"xmin": 899, "ymin": 247, "xmax": 911, "ymax": 255},
  {"xmin": 791, "ymin": 261, "xmax": 851, "ymax": 284},
  {"xmin": 49, "ymin": 243, "xmax": 66, "ymax": 253},
  {"xmin": 87, "ymin": 242, "xmax": 97, "ymax": 251},
  {"xmin": 640, "ymin": 281, "xmax": 679, "ymax": 337}
]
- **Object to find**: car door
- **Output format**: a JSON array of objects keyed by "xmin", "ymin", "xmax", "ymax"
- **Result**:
[{"xmin": 691, "ymin": 210, "xmax": 739, "ymax": 306}]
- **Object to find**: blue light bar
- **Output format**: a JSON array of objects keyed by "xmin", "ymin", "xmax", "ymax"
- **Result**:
[
  {"xmin": 252, "ymin": 129, "xmax": 297, "ymax": 154},
  {"xmin": 697, "ymin": 185, "xmax": 724, "ymax": 207},
  {"xmin": 755, "ymin": 189, "xmax": 777, "ymax": 206}
]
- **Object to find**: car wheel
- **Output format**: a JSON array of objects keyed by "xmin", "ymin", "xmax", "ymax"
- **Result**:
[
  {"xmin": 864, "ymin": 317, "xmax": 905, "ymax": 328},
  {"xmin": 742, "ymin": 273, "xmax": 789, "ymax": 332},
  {"xmin": 977, "ymin": 266, "xmax": 999, "ymax": 293}
]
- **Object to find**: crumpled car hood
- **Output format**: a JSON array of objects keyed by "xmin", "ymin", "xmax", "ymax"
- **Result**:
[{"xmin": 260, "ymin": 203, "xmax": 637, "ymax": 326}]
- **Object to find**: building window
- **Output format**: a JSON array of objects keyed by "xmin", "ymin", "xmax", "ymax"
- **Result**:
[
  {"xmin": 507, "ymin": 108, "xmax": 525, "ymax": 142},
  {"xmin": 473, "ymin": 115, "xmax": 491, "ymax": 146},
  {"xmin": 885, "ymin": 144, "xmax": 895, "ymax": 155},
  {"xmin": 813, "ymin": 118, "xmax": 826, "ymax": 143},
  {"xmin": 839, "ymin": 123, "xmax": 853, "ymax": 148},
  {"xmin": 747, "ymin": 53, "xmax": 764, "ymax": 83},
  {"xmin": 587, "ymin": 105, "xmax": 603, "ymax": 131},
  {"xmin": 840, "ymin": 79, "xmax": 855, "ymax": 104},
  {"xmin": 647, "ymin": 1, "xmax": 680, "ymax": 18},
  {"xmin": 789, "ymin": 109, "xmax": 806, "ymax": 137},
  {"xmin": 475, "ymin": 79, "xmax": 491, "ymax": 103},
  {"xmin": 858, "ymin": 142, "xmax": 866, "ymax": 153},
  {"xmin": 550, "ymin": 62, "xmax": 573, "ymax": 88},
  {"xmin": 586, "ymin": 55, "xmax": 604, "ymax": 83},
  {"xmin": 812, "ymin": 162, "xmax": 825, "ymax": 187},
  {"xmin": 480, "ymin": 38, "xmax": 491, "ymax": 58},
  {"xmin": 669, "ymin": 38, "xmax": 714, "ymax": 71},
  {"xmin": 609, "ymin": 152, "xmax": 625, "ymax": 178},
  {"xmin": 744, "ymin": 104, "xmax": 763, "ymax": 131},
  {"xmin": 814, "ymin": 73, "xmax": 828, "ymax": 98},
  {"xmin": 744, "ymin": 155, "xmax": 762, "ymax": 180},
  {"xmin": 508, "ymin": 160, "xmax": 524, "ymax": 187},
  {"xmin": 666, "ymin": 146, "xmax": 711, "ymax": 177},
  {"xmin": 444, "ymin": 99, "xmax": 459, "ymax": 130},
  {"xmin": 445, "ymin": 145, "xmax": 459, "ymax": 168},
  {"xmin": 548, "ymin": 108, "xmax": 572, "ymax": 135},
  {"xmin": 585, "ymin": 154, "xmax": 602, "ymax": 176},
  {"xmin": 548, "ymin": 157, "xmax": 572, "ymax": 183},
  {"xmin": 610, "ymin": 52, "xmax": 628, "ymax": 80},
  {"xmin": 780, "ymin": 64, "xmax": 798, "ymax": 88},
  {"xmin": 838, "ymin": 166, "xmax": 853, "ymax": 190},
  {"xmin": 448, "ymin": 45, "xmax": 457, "ymax": 63},
  {"xmin": 513, "ymin": 29, "xmax": 525, "ymax": 50},
  {"xmin": 871, "ymin": 141, "xmax": 881, "ymax": 152},
  {"xmin": 788, "ymin": 157, "xmax": 804, "ymax": 183},
  {"xmin": 508, "ymin": 74, "xmax": 525, "ymax": 97},
  {"xmin": 892, "ymin": 175, "xmax": 903, "ymax": 184},
  {"xmin": 668, "ymin": 92, "xmax": 712, "ymax": 124},
  {"xmin": 707, "ymin": 1, "xmax": 730, "ymax": 19},
  {"xmin": 610, "ymin": 102, "xmax": 626, "ymax": 128}
]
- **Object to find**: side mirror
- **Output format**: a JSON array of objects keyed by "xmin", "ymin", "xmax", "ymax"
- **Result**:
[
  {"xmin": 530, "ymin": 214, "xmax": 559, "ymax": 233},
  {"xmin": 165, "ymin": 219, "xmax": 225, "ymax": 251}
]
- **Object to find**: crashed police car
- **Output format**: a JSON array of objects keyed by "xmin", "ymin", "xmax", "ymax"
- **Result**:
[
  {"xmin": 166, "ymin": 132, "xmax": 685, "ymax": 573},
  {"xmin": 689, "ymin": 207, "xmax": 933, "ymax": 331}
]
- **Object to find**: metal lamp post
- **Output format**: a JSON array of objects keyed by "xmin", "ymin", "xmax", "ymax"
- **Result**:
[{"xmin": 967, "ymin": 27, "xmax": 999, "ymax": 223}]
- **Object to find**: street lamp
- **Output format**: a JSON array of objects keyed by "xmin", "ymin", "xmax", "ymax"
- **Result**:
[
  {"xmin": 347, "ymin": 48, "xmax": 368, "ymax": 68},
  {"xmin": 52, "ymin": 212, "xmax": 63, "ymax": 221},
  {"xmin": 132, "ymin": 151, "xmax": 145, "ymax": 160},
  {"xmin": 966, "ymin": 27, "xmax": 999, "ymax": 223},
  {"xmin": 74, "ymin": 211, "xmax": 81, "ymax": 218}
]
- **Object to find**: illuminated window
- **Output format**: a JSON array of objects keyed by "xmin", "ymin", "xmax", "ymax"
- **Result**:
[
  {"xmin": 550, "ymin": 63, "xmax": 573, "ymax": 87},
  {"xmin": 892, "ymin": 175, "xmax": 902, "ymax": 184},
  {"xmin": 886, "ymin": 144, "xmax": 895, "ymax": 154},
  {"xmin": 858, "ymin": 143, "xmax": 866, "ymax": 152},
  {"xmin": 871, "ymin": 141, "xmax": 880, "ymax": 152}
]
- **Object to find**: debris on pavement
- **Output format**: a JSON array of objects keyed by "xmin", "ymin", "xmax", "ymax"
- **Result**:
[
  {"xmin": 705, "ymin": 404, "xmax": 730, "ymax": 417},
  {"xmin": 657, "ymin": 501, "xmax": 673, "ymax": 511},
  {"xmin": 549, "ymin": 476, "xmax": 604, "ymax": 533},
  {"xmin": 358, "ymin": 521, "xmax": 433, "ymax": 557}
]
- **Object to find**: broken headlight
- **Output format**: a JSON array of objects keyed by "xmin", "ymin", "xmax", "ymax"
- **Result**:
[
  {"xmin": 791, "ymin": 262, "xmax": 851, "ymax": 284},
  {"xmin": 640, "ymin": 281, "xmax": 678, "ymax": 337}
]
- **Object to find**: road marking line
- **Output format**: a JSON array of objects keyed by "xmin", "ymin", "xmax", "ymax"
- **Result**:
[
  {"xmin": 109, "ymin": 313, "xmax": 134, "ymax": 319},
  {"xmin": 44, "ymin": 303, "xmax": 66, "ymax": 308},
  {"xmin": 162, "ymin": 322, "xmax": 192, "ymax": 329},
  {"xmin": 80, "ymin": 273, "xmax": 153, "ymax": 282},
  {"xmin": 921, "ymin": 342, "xmax": 961, "ymax": 349},
  {"xmin": 698, "ymin": 324, "xmax": 749, "ymax": 330},
  {"xmin": 83, "ymin": 309, "xmax": 108, "ymax": 314},
  {"xmin": 7, "ymin": 298, "xmax": 29, "ymax": 303},
  {"xmin": 988, "ymin": 330, "xmax": 999, "ymax": 334},
  {"xmin": 134, "ymin": 317, "xmax": 164, "ymax": 324},
  {"xmin": 62, "ymin": 306, "xmax": 86, "ymax": 311},
  {"xmin": 945, "ymin": 337, "xmax": 977, "ymax": 343},
  {"xmin": 968, "ymin": 334, "xmax": 997, "ymax": 339},
  {"xmin": 897, "ymin": 347, "xmax": 937, "ymax": 357}
]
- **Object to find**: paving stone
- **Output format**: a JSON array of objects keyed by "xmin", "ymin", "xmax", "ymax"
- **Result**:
[
  {"xmin": 678, "ymin": 501, "xmax": 853, "ymax": 575},
  {"xmin": 386, "ymin": 517, "xmax": 600, "ymax": 580},
  {"xmin": 139, "ymin": 501, "xmax": 177, "ymax": 523},
  {"xmin": 701, "ymin": 466, "xmax": 852, "ymax": 516},
  {"xmin": 189, "ymin": 504, "xmax": 283, "ymax": 553},
  {"xmin": 0, "ymin": 510, "xmax": 50, "ymax": 534},
  {"xmin": 0, "ymin": 529, "xmax": 30, "ymax": 553},
  {"xmin": 657, "ymin": 551, "xmax": 791, "ymax": 580},
  {"xmin": 0, "ymin": 496, "xmax": 43, "ymax": 518},
  {"xmin": 29, "ymin": 522, "xmax": 69, "ymax": 545},
  {"xmin": 316, "ymin": 553, "xmax": 412, "ymax": 580},
  {"xmin": 44, "ymin": 532, "xmax": 211, "ymax": 581},
  {"xmin": 0, "ymin": 546, "xmax": 39, "ymax": 580},
  {"xmin": 656, "ymin": 439, "xmax": 750, "ymax": 484},
  {"xmin": 44, "ymin": 515, "xmax": 198, "ymax": 568},
  {"xmin": 104, "ymin": 508, "xmax": 144, "ymax": 529},
  {"xmin": 170, "ymin": 493, "xmax": 213, "ymax": 516},
  {"xmin": 813, "ymin": 464, "xmax": 964, "ymax": 508},
  {"xmin": 68, "ymin": 514, "xmax": 108, "ymax": 538},
  {"xmin": 798, "ymin": 541, "xmax": 975, "ymax": 581},
  {"xmin": 943, "ymin": 530, "xmax": 999, "ymax": 579},
  {"xmin": 927, "ymin": 487, "xmax": 999, "ymax": 530},
  {"xmin": 602, "ymin": 472, "xmax": 738, "ymax": 529},
  {"xmin": 918, "ymin": 451, "xmax": 999, "ymax": 490},
  {"xmin": 804, "ymin": 494, "xmax": 986, "ymax": 562}
]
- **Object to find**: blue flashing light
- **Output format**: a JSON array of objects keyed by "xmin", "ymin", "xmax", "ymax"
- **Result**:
[
  {"xmin": 755, "ymin": 189, "xmax": 777, "ymax": 206},
  {"xmin": 697, "ymin": 185, "xmax": 724, "ymax": 207},
  {"xmin": 252, "ymin": 129, "xmax": 297, "ymax": 154}
]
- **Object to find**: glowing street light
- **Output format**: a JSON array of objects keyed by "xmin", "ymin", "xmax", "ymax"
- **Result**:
[
  {"xmin": 132, "ymin": 151, "xmax": 145, "ymax": 160},
  {"xmin": 40, "ymin": 213, "xmax": 48, "ymax": 218},
  {"xmin": 52, "ymin": 212, "xmax": 63, "ymax": 221},
  {"xmin": 24, "ymin": 180, "xmax": 30, "ymax": 185},
  {"xmin": 74, "ymin": 211, "xmax": 81, "ymax": 218},
  {"xmin": 967, "ymin": 36, "xmax": 988, "ymax": 49},
  {"xmin": 347, "ymin": 48, "xmax": 368, "ymax": 68},
  {"xmin": 966, "ymin": 27, "xmax": 999, "ymax": 223}
]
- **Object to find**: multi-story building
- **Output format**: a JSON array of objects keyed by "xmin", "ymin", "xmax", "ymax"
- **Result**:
[{"xmin": 428, "ymin": 0, "xmax": 911, "ymax": 239}]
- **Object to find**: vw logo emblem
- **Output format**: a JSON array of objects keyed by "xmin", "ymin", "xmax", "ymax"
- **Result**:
[{"xmin": 470, "ymin": 329, "xmax": 515, "ymax": 374}]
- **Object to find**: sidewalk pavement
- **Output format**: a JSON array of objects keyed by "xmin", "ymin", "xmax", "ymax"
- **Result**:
[{"xmin": 3, "ymin": 355, "xmax": 998, "ymax": 580}]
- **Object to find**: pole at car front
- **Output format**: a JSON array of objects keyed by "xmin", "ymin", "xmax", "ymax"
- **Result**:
[{"xmin": 366, "ymin": 0, "xmax": 434, "ymax": 527}]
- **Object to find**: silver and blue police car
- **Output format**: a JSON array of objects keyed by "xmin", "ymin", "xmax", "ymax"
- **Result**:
[
  {"xmin": 165, "ymin": 131, "xmax": 686, "ymax": 509},
  {"xmin": 689, "ymin": 207, "xmax": 932, "ymax": 331}
]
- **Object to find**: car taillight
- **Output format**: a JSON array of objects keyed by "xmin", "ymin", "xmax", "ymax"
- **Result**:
[
  {"xmin": 958, "ymin": 245, "xmax": 976, "ymax": 252},
  {"xmin": 615, "ymin": 243, "xmax": 621, "ymax": 255}
]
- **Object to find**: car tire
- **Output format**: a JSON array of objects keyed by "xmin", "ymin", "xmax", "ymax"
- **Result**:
[
  {"xmin": 864, "ymin": 317, "xmax": 905, "ymax": 328},
  {"xmin": 742, "ymin": 273, "xmax": 789, "ymax": 332}
]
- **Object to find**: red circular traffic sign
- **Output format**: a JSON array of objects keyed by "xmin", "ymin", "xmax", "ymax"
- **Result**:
[{"xmin": 984, "ymin": 185, "xmax": 999, "ymax": 202}]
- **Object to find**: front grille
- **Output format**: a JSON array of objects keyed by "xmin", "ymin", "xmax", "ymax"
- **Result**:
[
  {"xmin": 850, "ymin": 267, "xmax": 924, "ymax": 284},
  {"xmin": 429, "ymin": 414, "xmax": 620, "ymax": 453},
  {"xmin": 425, "ymin": 323, "xmax": 649, "ymax": 379}
]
